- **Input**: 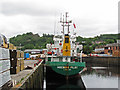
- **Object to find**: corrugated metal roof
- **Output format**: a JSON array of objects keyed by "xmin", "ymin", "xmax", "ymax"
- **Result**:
[
  {"xmin": 105, "ymin": 43, "xmax": 120, "ymax": 47},
  {"xmin": 24, "ymin": 49, "xmax": 42, "ymax": 52}
]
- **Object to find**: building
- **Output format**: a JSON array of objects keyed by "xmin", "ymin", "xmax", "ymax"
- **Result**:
[
  {"xmin": 94, "ymin": 46, "xmax": 105, "ymax": 54},
  {"xmin": 24, "ymin": 49, "xmax": 44, "ymax": 54},
  {"xmin": 104, "ymin": 43, "xmax": 120, "ymax": 57},
  {"xmin": 94, "ymin": 43, "xmax": 120, "ymax": 57},
  {"xmin": 92, "ymin": 41, "xmax": 105, "ymax": 44},
  {"xmin": 24, "ymin": 49, "xmax": 47, "ymax": 59}
]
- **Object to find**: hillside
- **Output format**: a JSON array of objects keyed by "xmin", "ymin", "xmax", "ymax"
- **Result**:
[
  {"xmin": 10, "ymin": 32, "xmax": 119, "ymax": 54},
  {"xmin": 77, "ymin": 34, "xmax": 119, "ymax": 43},
  {"xmin": 9, "ymin": 32, "xmax": 54, "ymax": 50},
  {"xmin": 76, "ymin": 33, "xmax": 119, "ymax": 54}
]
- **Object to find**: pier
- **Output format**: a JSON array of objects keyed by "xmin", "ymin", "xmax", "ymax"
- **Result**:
[{"xmin": 11, "ymin": 60, "xmax": 44, "ymax": 90}]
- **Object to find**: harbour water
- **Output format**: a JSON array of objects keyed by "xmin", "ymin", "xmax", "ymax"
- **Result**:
[
  {"xmin": 81, "ymin": 66, "xmax": 119, "ymax": 89},
  {"xmin": 45, "ymin": 57, "xmax": 119, "ymax": 90}
]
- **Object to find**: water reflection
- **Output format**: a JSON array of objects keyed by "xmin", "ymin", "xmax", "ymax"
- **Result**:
[{"xmin": 81, "ymin": 65, "xmax": 119, "ymax": 88}]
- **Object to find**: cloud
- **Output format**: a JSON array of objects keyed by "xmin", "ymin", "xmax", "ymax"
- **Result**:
[
  {"xmin": 0, "ymin": 1, "xmax": 62, "ymax": 38},
  {"xmin": 0, "ymin": 14, "xmax": 56, "ymax": 38},
  {"xmin": 0, "ymin": 0, "xmax": 118, "ymax": 38},
  {"xmin": 0, "ymin": 1, "xmax": 60, "ymax": 16}
]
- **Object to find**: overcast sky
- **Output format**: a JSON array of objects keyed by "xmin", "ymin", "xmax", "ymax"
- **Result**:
[{"xmin": 0, "ymin": 0, "xmax": 119, "ymax": 38}]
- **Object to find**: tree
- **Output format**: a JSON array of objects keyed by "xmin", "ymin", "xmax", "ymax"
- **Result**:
[
  {"xmin": 23, "ymin": 44, "xmax": 34, "ymax": 49},
  {"xmin": 83, "ymin": 45, "xmax": 93, "ymax": 54},
  {"xmin": 105, "ymin": 39, "xmax": 115, "ymax": 44}
]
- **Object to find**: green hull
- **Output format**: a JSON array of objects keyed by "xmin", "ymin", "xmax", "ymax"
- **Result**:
[{"xmin": 46, "ymin": 61, "xmax": 85, "ymax": 76}]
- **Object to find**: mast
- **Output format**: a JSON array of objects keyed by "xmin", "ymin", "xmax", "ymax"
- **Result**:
[
  {"xmin": 60, "ymin": 14, "xmax": 64, "ymax": 34},
  {"xmin": 60, "ymin": 12, "xmax": 72, "ymax": 35}
]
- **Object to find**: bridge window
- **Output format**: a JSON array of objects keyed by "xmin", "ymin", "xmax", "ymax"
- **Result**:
[{"xmin": 65, "ymin": 38, "xmax": 69, "ymax": 43}]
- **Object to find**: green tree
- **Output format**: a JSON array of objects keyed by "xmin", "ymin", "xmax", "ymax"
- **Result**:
[
  {"xmin": 83, "ymin": 45, "xmax": 93, "ymax": 54},
  {"xmin": 105, "ymin": 39, "xmax": 115, "ymax": 43},
  {"xmin": 23, "ymin": 44, "xmax": 34, "ymax": 49}
]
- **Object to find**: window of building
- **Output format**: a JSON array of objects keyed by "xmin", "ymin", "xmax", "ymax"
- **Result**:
[
  {"xmin": 116, "ymin": 46, "xmax": 118, "ymax": 50},
  {"xmin": 105, "ymin": 47, "xmax": 108, "ymax": 49},
  {"xmin": 108, "ymin": 50, "xmax": 112, "ymax": 54},
  {"xmin": 110, "ymin": 47, "xmax": 111, "ymax": 49},
  {"xmin": 113, "ymin": 46, "xmax": 114, "ymax": 50}
]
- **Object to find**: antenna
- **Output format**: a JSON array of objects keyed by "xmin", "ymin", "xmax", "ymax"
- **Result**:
[
  {"xmin": 60, "ymin": 12, "xmax": 72, "ymax": 35},
  {"xmin": 61, "ymin": 14, "xmax": 65, "ymax": 34},
  {"xmin": 66, "ymin": 12, "xmax": 68, "ymax": 24}
]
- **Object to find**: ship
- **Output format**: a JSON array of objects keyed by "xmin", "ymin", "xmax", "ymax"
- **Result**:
[{"xmin": 45, "ymin": 12, "xmax": 86, "ymax": 76}]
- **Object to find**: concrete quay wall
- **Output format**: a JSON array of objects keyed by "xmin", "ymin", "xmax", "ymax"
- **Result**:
[
  {"xmin": 83, "ymin": 57, "xmax": 120, "ymax": 67},
  {"xmin": 12, "ymin": 60, "xmax": 44, "ymax": 90}
]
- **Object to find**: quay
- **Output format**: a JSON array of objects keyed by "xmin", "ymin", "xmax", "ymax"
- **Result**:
[{"xmin": 11, "ymin": 60, "xmax": 44, "ymax": 90}]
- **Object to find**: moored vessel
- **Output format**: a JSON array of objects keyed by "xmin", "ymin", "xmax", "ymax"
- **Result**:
[{"xmin": 45, "ymin": 12, "xmax": 86, "ymax": 76}]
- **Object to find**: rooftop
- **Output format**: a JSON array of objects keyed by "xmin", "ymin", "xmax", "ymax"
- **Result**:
[
  {"xmin": 105, "ymin": 43, "xmax": 120, "ymax": 47},
  {"xmin": 24, "ymin": 49, "xmax": 43, "ymax": 52}
]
